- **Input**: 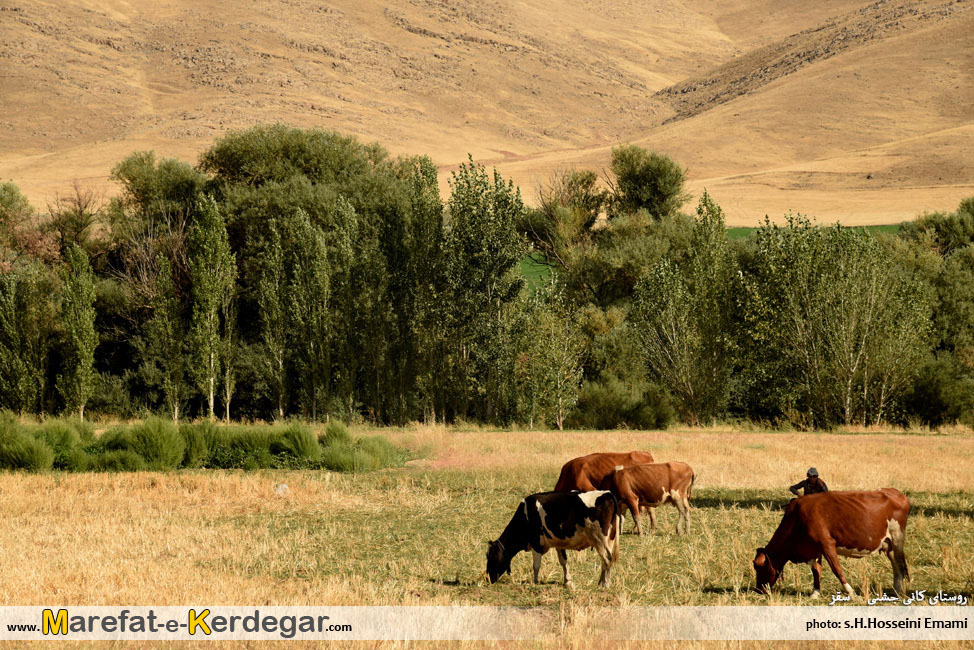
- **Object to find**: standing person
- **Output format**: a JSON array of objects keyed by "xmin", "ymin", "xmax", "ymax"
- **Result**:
[{"xmin": 790, "ymin": 467, "xmax": 829, "ymax": 497}]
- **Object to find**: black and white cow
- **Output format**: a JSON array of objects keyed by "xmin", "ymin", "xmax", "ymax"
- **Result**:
[{"xmin": 486, "ymin": 490, "xmax": 622, "ymax": 587}]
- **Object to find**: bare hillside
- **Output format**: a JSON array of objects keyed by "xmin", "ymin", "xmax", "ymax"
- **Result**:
[{"xmin": 1, "ymin": 0, "xmax": 972, "ymax": 225}]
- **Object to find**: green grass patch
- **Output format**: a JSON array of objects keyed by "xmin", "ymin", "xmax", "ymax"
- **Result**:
[
  {"xmin": 520, "ymin": 253, "xmax": 552, "ymax": 289},
  {"xmin": 0, "ymin": 417, "xmax": 408, "ymax": 474},
  {"xmin": 728, "ymin": 223, "xmax": 905, "ymax": 241}
]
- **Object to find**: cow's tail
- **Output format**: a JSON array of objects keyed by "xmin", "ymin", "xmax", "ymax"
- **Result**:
[{"xmin": 687, "ymin": 471, "xmax": 695, "ymax": 508}]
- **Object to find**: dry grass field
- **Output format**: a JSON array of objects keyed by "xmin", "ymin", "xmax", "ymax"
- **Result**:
[
  {"xmin": 1, "ymin": 424, "xmax": 973, "ymax": 648},
  {"xmin": 2, "ymin": 0, "xmax": 973, "ymax": 225}
]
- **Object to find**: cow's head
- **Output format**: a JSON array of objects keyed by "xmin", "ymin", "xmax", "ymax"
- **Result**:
[
  {"xmin": 486, "ymin": 540, "xmax": 511, "ymax": 584},
  {"xmin": 753, "ymin": 547, "xmax": 780, "ymax": 593}
]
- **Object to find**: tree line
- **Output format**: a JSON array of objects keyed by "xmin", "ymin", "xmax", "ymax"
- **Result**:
[{"xmin": 1, "ymin": 124, "xmax": 973, "ymax": 430}]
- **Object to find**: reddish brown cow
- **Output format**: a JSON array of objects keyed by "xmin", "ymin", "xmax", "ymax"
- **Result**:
[
  {"xmin": 554, "ymin": 451, "xmax": 655, "ymax": 493},
  {"xmin": 554, "ymin": 452, "xmax": 655, "ymax": 532},
  {"xmin": 598, "ymin": 462, "xmax": 695, "ymax": 535},
  {"xmin": 753, "ymin": 488, "xmax": 910, "ymax": 598}
]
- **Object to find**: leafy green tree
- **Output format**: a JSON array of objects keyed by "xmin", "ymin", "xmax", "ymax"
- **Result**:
[
  {"xmin": 743, "ymin": 218, "xmax": 931, "ymax": 427},
  {"xmin": 220, "ymin": 282, "xmax": 237, "ymax": 423},
  {"xmin": 444, "ymin": 158, "xmax": 526, "ymax": 420},
  {"xmin": 108, "ymin": 152, "xmax": 207, "ymax": 236},
  {"xmin": 513, "ymin": 288, "xmax": 585, "ymax": 429},
  {"xmin": 188, "ymin": 198, "xmax": 236, "ymax": 419},
  {"xmin": 144, "ymin": 256, "xmax": 186, "ymax": 422},
  {"xmin": 285, "ymin": 209, "xmax": 330, "ymax": 421},
  {"xmin": 898, "ymin": 198, "xmax": 974, "ymax": 257},
  {"xmin": 57, "ymin": 245, "xmax": 97, "ymax": 421},
  {"xmin": 609, "ymin": 145, "xmax": 689, "ymax": 219},
  {"xmin": 254, "ymin": 220, "xmax": 288, "ymax": 420},
  {"xmin": 521, "ymin": 169, "xmax": 605, "ymax": 275},
  {"xmin": 631, "ymin": 192, "xmax": 737, "ymax": 424},
  {"xmin": 0, "ymin": 262, "xmax": 57, "ymax": 413}
]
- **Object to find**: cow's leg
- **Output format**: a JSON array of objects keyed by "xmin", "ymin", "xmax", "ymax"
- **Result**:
[
  {"xmin": 808, "ymin": 558, "xmax": 822, "ymax": 599},
  {"xmin": 673, "ymin": 493, "xmax": 690, "ymax": 535},
  {"xmin": 885, "ymin": 541, "xmax": 909, "ymax": 597},
  {"xmin": 821, "ymin": 541, "xmax": 855, "ymax": 596},
  {"xmin": 626, "ymin": 497, "xmax": 642, "ymax": 536},
  {"xmin": 887, "ymin": 521, "xmax": 909, "ymax": 596},
  {"xmin": 612, "ymin": 514, "xmax": 622, "ymax": 562},
  {"xmin": 882, "ymin": 546, "xmax": 901, "ymax": 597},
  {"xmin": 647, "ymin": 506, "xmax": 657, "ymax": 534},
  {"xmin": 593, "ymin": 538, "xmax": 614, "ymax": 588},
  {"xmin": 557, "ymin": 549, "xmax": 572, "ymax": 587},
  {"xmin": 532, "ymin": 549, "xmax": 546, "ymax": 584}
]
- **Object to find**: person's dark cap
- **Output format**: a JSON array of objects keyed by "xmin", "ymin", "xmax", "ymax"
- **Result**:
[{"xmin": 807, "ymin": 467, "xmax": 819, "ymax": 477}]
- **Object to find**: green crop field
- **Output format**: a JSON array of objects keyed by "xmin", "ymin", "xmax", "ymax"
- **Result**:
[
  {"xmin": 520, "ymin": 252, "xmax": 552, "ymax": 288},
  {"xmin": 727, "ymin": 223, "xmax": 905, "ymax": 241}
]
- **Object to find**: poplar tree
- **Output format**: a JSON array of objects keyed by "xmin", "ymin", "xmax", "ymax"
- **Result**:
[
  {"xmin": 286, "ymin": 209, "xmax": 330, "ymax": 421},
  {"xmin": 256, "ymin": 219, "xmax": 287, "ymax": 420},
  {"xmin": 631, "ymin": 192, "xmax": 737, "ymax": 425},
  {"xmin": 188, "ymin": 198, "xmax": 236, "ymax": 419},
  {"xmin": 0, "ymin": 262, "xmax": 57, "ymax": 414},
  {"xmin": 57, "ymin": 245, "xmax": 97, "ymax": 421},
  {"xmin": 444, "ymin": 158, "xmax": 526, "ymax": 420},
  {"xmin": 145, "ymin": 256, "xmax": 185, "ymax": 422},
  {"xmin": 220, "ymin": 286, "xmax": 237, "ymax": 423}
]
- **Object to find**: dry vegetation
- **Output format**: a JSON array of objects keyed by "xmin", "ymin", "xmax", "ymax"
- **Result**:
[
  {"xmin": 1, "ymin": 424, "xmax": 972, "ymax": 648},
  {"xmin": 1, "ymin": 0, "xmax": 972, "ymax": 224}
]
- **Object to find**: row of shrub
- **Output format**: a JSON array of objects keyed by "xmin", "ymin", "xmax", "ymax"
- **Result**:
[{"xmin": 0, "ymin": 414, "xmax": 407, "ymax": 473}]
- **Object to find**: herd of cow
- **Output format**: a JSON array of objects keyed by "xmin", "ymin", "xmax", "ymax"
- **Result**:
[{"xmin": 485, "ymin": 450, "xmax": 912, "ymax": 599}]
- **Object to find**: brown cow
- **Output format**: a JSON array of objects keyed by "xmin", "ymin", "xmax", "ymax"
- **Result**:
[
  {"xmin": 554, "ymin": 451, "xmax": 655, "ymax": 492},
  {"xmin": 598, "ymin": 462, "xmax": 695, "ymax": 535},
  {"xmin": 753, "ymin": 488, "xmax": 910, "ymax": 598},
  {"xmin": 554, "ymin": 451, "xmax": 654, "ymax": 530}
]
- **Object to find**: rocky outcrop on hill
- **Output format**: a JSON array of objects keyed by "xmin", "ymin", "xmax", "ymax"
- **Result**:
[{"xmin": 656, "ymin": 0, "xmax": 970, "ymax": 123}]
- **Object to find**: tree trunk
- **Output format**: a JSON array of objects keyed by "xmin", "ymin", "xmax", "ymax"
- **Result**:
[{"xmin": 208, "ymin": 367, "xmax": 215, "ymax": 420}]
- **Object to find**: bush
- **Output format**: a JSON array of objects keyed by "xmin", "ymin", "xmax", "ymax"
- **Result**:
[
  {"xmin": 102, "ymin": 417, "xmax": 185, "ymax": 470},
  {"xmin": 356, "ymin": 435, "xmax": 405, "ymax": 469},
  {"xmin": 610, "ymin": 145, "xmax": 688, "ymax": 219},
  {"xmin": 34, "ymin": 420, "xmax": 94, "ymax": 472},
  {"xmin": 315, "ymin": 435, "xmax": 405, "ymax": 472},
  {"xmin": 903, "ymin": 356, "xmax": 974, "ymax": 426},
  {"xmin": 318, "ymin": 443, "xmax": 359, "ymax": 472},
  {"xmin": 88, "ymin": 449, "xmax": 145, "ymax": 472},
  {"xmin": 0, "ymin": 424, "xmax": 54, "ymax": 472},
  {"xmin": 87, "ymin": 371, "xmax": 137, "ymax": 419},
  {"xmin": 179, "ymin": 421, "xmax": 227, "ymax": 468},
  {"xmin": 321, "ymin": 420, "xmax": 352, "ymax": 447},
  {"xmin": 567, "ymin": 376, "xmax": 675, "ymax": 430},
  {"xmin": 207, "ymin": 427, "xmax": 275, "ymax": 469},
  {"xmin": 272, "ymin": 422, "xmax": 321, "ymax": 462}
]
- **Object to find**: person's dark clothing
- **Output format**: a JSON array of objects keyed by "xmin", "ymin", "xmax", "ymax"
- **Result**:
[{"xmin": 790, "ymin": 477, "xmax": 828, "ymax": 496}]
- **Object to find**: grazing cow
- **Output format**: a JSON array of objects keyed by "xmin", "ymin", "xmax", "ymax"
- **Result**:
[
  {"xmin": 753, "ymin": 488, "xmax": 911, "ymax": 598},
  {"xmin": 486, "ymin": 491, "xmax": 623, "ymax": 587},
  {"xmin": 554, "ymin": 451, "xmax": 654, "ymax": 529},
  {"xmin": 599, "ymin": 462, "xmax": 695, "ymax": 535}
]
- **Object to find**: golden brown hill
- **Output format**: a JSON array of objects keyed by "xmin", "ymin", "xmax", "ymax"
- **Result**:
[{"xmin": 1, "ymin": 0, "xmax": 972, "ymax": 225}]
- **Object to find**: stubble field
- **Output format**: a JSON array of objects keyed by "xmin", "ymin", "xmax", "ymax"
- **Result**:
[{"xmin": 2, "ymin": 425, "xmax": 973, "ymax": 649}]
